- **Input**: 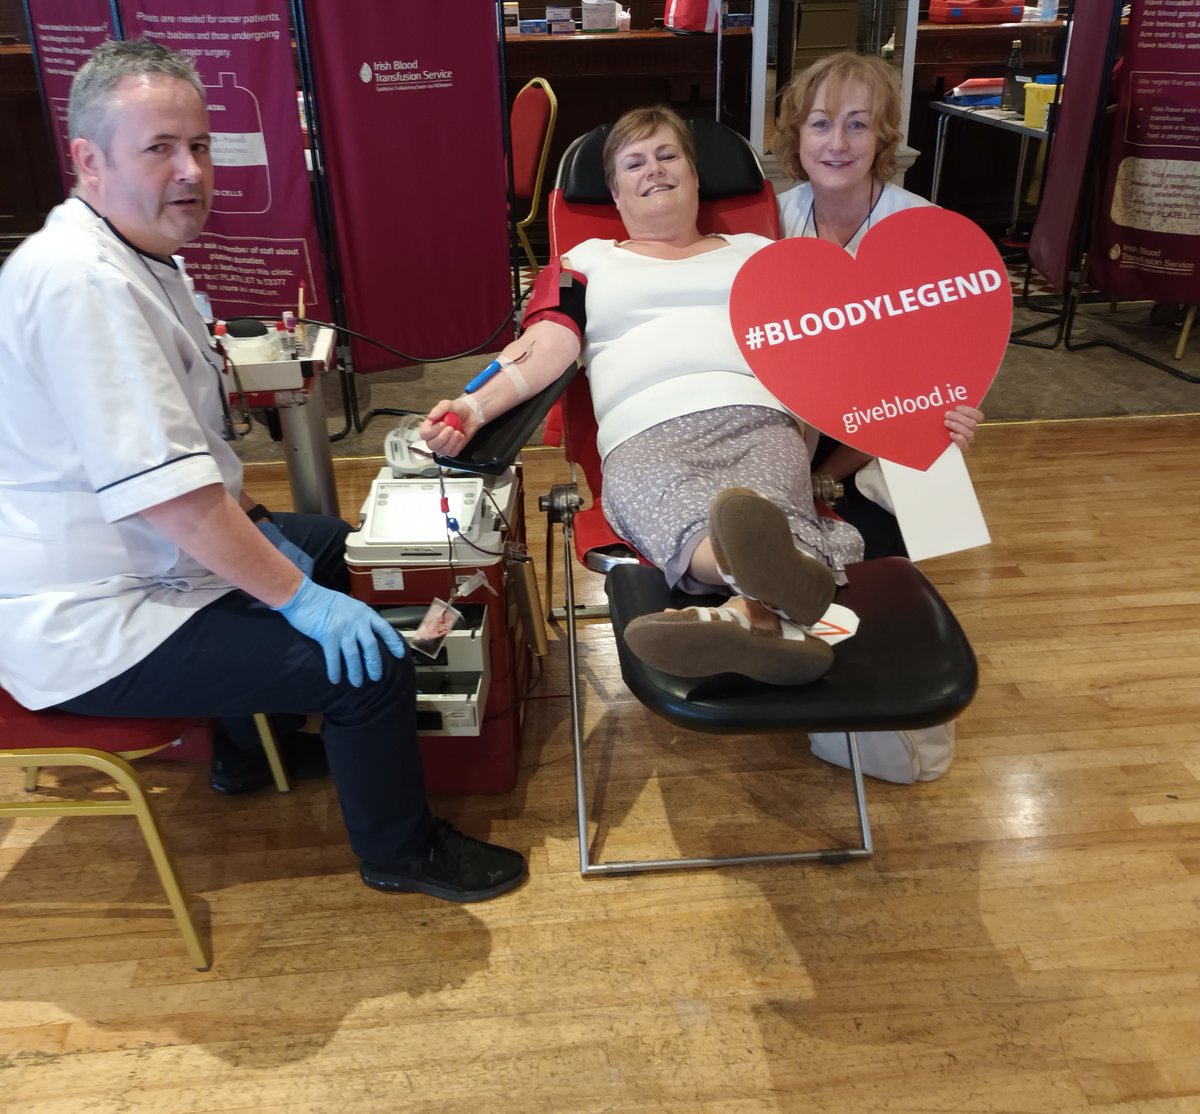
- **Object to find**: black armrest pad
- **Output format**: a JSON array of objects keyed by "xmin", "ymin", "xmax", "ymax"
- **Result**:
[{"xmin": 433, "ymin": 364, "xmax": 580, "ymax": 476}]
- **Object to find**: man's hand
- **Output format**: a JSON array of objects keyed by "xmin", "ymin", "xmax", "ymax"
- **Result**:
[{"xmin": 274, "ymin": 578, "xmax": 407, "ymax": 686}]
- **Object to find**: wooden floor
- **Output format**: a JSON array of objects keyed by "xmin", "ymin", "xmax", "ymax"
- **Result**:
[{"xmin": 2, "ymin": 415, "xmax": 1198, "ymax": 1113}]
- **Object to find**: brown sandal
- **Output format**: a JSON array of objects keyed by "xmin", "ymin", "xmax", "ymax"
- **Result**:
[
  {"xmin": 623, "ymin": 606, "xmax": 833, "ymax": 687},
  {"xmin": 708, "ymin": 487, "xmax": 836, "ymax": 626}
]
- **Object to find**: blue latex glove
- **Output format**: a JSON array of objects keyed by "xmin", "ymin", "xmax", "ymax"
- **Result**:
[
  {"xmin": 256, "ymin": 520, "xmax": 315, "ymax": 578},
  {"xmin": 274, "ymin": 578, "xmax": 406, "ymax": 686}
]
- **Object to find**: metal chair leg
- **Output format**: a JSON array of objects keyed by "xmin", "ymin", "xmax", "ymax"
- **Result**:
[
  {"xmin": 517, "ymin": 224, "xmax": 540, "ymax": 277},
  {"xmin": 1175, "ymin": 305, "xmax": 1196, "ymax": 361},
  {"xmin": 0, "ymin": 748, "xmax": 212, "ymax": 970},
  {"xmin": 253, "ymin": 713, "xmax": 290, "ymax": 793},
  {"xmin": 559, "ymin": 512, "xmax": 874, "ymax": 877}
]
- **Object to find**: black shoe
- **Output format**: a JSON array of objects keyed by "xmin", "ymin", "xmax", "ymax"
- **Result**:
[
  {"xmin": 209, "ymin": 730, "xmax": 329, "ymax": 795},
  {"xmin": 360, "ymin": 818, "xmax": 527, "ymax": 903}
]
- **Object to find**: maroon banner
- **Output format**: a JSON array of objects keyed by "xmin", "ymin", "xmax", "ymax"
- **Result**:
[
  {"xmin": 1027, "ymin": 0, "xmax": 1116, "ymax": 292},
  {"xmin": 1088, "ymin": 0, "xmax": 1200, "ymax": 303},
  {"xmin": 117, "ymin": 0, "xmax": 328, "ymax": 320},
  {"xmin": 25, "ymin": 0, "xmax": 115, "ymax": 194},
  {"xmin": 301, "ymin": 0, "xmax": 513, "ymax": 373}
]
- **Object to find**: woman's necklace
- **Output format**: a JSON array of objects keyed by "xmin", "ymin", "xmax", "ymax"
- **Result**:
[{"xmin": 807, "ymin": 178, "xmax": 884, "ymax": 249}]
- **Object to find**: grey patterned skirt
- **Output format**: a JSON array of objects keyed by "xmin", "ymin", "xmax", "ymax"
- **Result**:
[{"xmin": 601, "ymin": 405, "xmax": 865, "ymax": 593}]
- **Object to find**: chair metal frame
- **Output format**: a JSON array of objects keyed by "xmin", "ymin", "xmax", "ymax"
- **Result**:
[
  {"xmin": 544, "ymin": 488, "xmax": 878, "ymax": 878},
  {"xmin": 0, "ymin": 729, "xmax": 212, "ymax": 969},
  {"xmin": 0, "ymin": 699, "xmax": 289, "ymax": 970},
  {"xmin": 510, "ymin": 76, "xmax": 558, "ymax": 277}
]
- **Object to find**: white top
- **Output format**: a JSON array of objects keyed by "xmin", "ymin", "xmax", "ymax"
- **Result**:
[
  {"xmin": 776, "ymin": 181, "xmax": 933, "ymax": 255},
  {"xmin": 564, "ymin": 234, "xmax": 790, "ymax": 461},
  {"xmin": 0, "ymin": 200, "xmax": 242, "ymax": 708}
]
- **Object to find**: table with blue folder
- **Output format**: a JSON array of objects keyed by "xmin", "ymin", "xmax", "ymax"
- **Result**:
[{"xmin": 929, "ymin": 101, "xmax": 1048, "ymax": 238}]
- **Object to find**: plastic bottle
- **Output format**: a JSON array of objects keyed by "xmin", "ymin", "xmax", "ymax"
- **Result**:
[
  {"xmin": 282, "ymin": 311, "xmax": 299, "ymax": 358},
  {"xmin": 1000, "ymin": 40, "xmax": 1025, "ymax": 113},
  {"xmin": 1038, "ymin": 0, "xmax": 1058, "ymax": 20}
]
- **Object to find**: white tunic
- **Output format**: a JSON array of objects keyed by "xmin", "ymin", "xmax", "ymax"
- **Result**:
[
  {"xmin": 0, "ymin": 200, "xmax": 242, "ymax": 708},
  {"xmin": 563, "ymin": 234, "xmax": 790, "ymax": 461},
  {"xmin": 776, "ymin": 181, "xmax": 933, "ymax": 255}
]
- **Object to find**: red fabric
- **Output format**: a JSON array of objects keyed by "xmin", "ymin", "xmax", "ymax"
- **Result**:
[
  {"xmin": 0, "ymin": 688, "xmax": 195, "ymax": 753},
  {"xmin": 510, "ymin": 81, "xmax": 553, "ymax": 201},
  {"xmin": 543, "ymin": 401, "xmax": 564, "ymax": 448},
  {"xmin": 665, "ymin": 0, "xmax": 720, "ymax": 33}
]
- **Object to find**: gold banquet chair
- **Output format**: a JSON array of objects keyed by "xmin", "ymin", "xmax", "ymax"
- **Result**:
[
  {"xmin": 0, "ymin": 688, "xmax": 288, "ymax": 970},
  {"xmin": 509, "ymin": 76, "xmax": 558, "ymax": 276}
]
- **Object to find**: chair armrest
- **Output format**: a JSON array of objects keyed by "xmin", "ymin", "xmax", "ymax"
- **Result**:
[{"xmin": 433, "ymin": 363, "xmax": 581, "ymax": 476}]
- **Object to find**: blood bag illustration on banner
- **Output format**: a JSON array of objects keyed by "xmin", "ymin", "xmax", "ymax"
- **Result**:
[{"xmin": 206, "ymin": 72, "xmax": 271, "ymax": 215}]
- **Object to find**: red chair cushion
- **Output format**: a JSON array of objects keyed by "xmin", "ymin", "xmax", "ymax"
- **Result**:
[{"xmin": 0, "ymin": 688, "xmax": 195, "ymax": 753}]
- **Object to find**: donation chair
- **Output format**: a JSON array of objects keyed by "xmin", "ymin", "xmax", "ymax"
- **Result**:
[
  {"xmin": 446, "ymin": 121, "xmax": 979, "ymax": 877},
  {"xmin": 0, "ymin": 689, "xmax": 289, "ymax": 970},
  {"xmin": 510, "ymin": 76, "xmax": 558, "ymax": 276}
]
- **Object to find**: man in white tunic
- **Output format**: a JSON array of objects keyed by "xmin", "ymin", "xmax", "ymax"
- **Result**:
[{"xmin": 0, "ymin": 39, "xmax": 524, "ymax": 903}]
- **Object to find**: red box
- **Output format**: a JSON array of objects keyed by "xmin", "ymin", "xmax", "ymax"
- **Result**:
[{"xmin": 928, "ymin": 0, "xmax": 1024, "ymax": 24}]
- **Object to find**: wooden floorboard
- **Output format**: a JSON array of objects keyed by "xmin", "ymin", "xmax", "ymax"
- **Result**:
[{"xmin": 1, "ymin": 415, "xmax": 1197, "ymax": 1112}]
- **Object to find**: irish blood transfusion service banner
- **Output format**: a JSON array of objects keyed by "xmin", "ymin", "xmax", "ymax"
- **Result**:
[
  {"xmin": 25, "ymin": 0, "xmax": 115, "ymax": 190},
  {"xmin": 117, "ymin": 0, "xmax": 328, "ymax": 319},
  {"xmin": 300, "ymin": 0, "xmax": 513, "ymax": 373},
  {"xmin": 1088, "ymin": 0, "xmax": 1200, "ymax": 303}
]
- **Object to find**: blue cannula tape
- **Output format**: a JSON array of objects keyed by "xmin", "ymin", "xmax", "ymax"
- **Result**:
[{"xmin": 464, "ymin": 359, "xmax": 503, "ymax": 393}]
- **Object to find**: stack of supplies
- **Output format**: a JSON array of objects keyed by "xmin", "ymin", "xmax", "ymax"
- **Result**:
[{"xmin": 945, "ymin": 77, "xmax": 1003, "ymax": 106}]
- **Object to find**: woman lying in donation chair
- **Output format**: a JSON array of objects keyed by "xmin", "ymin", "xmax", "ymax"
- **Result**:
[
  {"xmin": 775, "ymin": 51, "xmax": 984, "ymax": 559},
  {"xmin": 422, "ymin": 106, "xmax": 980, "ymax": 688}
]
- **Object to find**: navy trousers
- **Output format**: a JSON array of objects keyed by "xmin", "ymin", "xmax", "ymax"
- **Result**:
[
  {"xmin": 813, "ymin": 436, "xmax": 908, "ymax": 561},
  {"xmin": 57, "ymin": 512, "xmax": 433, "ymax": 865}
]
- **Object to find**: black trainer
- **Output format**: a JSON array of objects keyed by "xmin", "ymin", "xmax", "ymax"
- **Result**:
[
  {"xmin": 210, "ymin": 730, "xmax": 329, "ymax": 795},
  {"xmin": 360, "ymin": 818, "xmax": 527, "ymax": 903}
]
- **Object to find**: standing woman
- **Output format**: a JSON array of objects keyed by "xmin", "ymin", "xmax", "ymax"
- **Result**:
[{"xmin": 773, "ymin": 51, "xmax": 981, "ymax": 558}]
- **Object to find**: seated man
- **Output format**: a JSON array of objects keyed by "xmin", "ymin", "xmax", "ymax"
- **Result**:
[{"xmin": 0, "ymin": 39, "xmax": 524, "ymax": 904}]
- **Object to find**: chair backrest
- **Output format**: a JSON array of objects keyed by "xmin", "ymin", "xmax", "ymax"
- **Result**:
[
  {"xmin": 510, "ymin": 77, "xmax": 558, "ymax": 219},
  {"xmin": 545, "ymin": 118, "xmax": 780, "ymax": 505}
]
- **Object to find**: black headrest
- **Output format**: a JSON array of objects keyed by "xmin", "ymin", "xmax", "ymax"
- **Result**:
[{"xmin": 559, "ymin": 117, "xmax": 764, "ymax": 204}]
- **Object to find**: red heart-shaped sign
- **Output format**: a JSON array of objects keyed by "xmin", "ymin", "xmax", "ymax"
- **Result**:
[{"xmin": 729, "ymin": 207, "xmax": 1011, "ymax": 470}]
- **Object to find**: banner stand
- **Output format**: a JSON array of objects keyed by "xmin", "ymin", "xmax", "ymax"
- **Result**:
[
  {"xmin": 290, "ymin": 0, "xmax": 355, "ymax": 440},
  {"xmin": 292, "ymin": 0, "xmax": 523, "ymax": 438},
  {"xmin": 1014, "ymin": 0, "xmax": 1199, "ymax": 384}
]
